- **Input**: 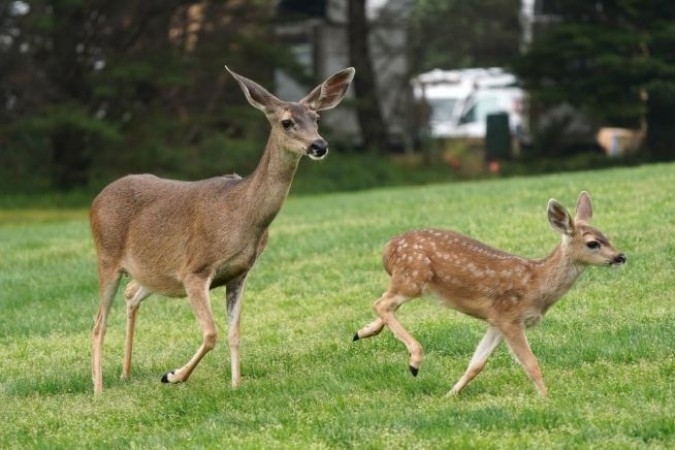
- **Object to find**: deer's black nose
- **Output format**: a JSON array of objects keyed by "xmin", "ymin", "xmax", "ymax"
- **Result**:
[
  {"xmin": 613, "ymin": 253, "xmax": 627, "ymax": 265},
  {"xmin": 308, "ymin": 139, "xmax": 328, "ymax": 159}
]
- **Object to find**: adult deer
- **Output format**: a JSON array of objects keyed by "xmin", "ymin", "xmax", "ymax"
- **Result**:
[
  {"xmin": 353, "ymin": 192, "xmax": 626, "ymax": 396},
  {"xmin": 90, "ymin": 65, "xmax": 355, "ymax": 394}
]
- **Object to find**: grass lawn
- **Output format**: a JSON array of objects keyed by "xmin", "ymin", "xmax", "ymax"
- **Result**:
[{"xmin": 0, "ymin": 163, "xmax": 673, "ymax": 449}]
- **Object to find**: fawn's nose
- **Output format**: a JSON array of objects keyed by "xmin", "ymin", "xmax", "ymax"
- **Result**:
[
  {"xmin": 308, "ymin": 139, "xmax": 328, "ymax": 160},
  {"xmin": 613, "ymin": 253, "xmax": 627, "ymax": 265}
]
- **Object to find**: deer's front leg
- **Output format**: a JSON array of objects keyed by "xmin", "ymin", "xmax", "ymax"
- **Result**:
[
  {"xmin": 373, "ymin": 292, "xmax": 423, "ymax": 376},
  {"xmin": 226, "ymin": 274, "xmax": 248, "ymax": 388},
  {"xmin": 162, "ymin": 274, "xmax": 217, "ymax": 384},
  {"xmin": 449, "ymin": 326, "xmax": 503, "ymax": 395},
  {"xmin": 499, "ymin": 323, "xmax": 547, "ymax": 396}
]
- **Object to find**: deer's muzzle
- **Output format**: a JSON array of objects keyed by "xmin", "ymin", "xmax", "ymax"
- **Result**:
[
  {"xmin": 611, "ymin": 253, "xmax": 627, "ymax": 265},
  {"xmin": 308, "ymin": 139, "xmax": 328, "ymax": 160}
]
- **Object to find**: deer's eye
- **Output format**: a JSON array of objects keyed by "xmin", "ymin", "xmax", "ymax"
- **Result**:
[
  {"xmin": 316, "ymin": 116, "xmax": 321, "ymax": 124},
  {"xmin": 281, "ymin": 119, "xmax": 293, "ymax": 130},
  {"xmin": 586, "ymin": 241, "xmax": 600, "ymax": 250}
]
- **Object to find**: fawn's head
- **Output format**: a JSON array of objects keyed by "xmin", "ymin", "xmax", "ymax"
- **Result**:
[
  {"xmin": 548, "ymin": 191, "xmax": 626, "ymax": 267},
  {"xmin": 225, "ymin": 66, "xmax": 355, "ymax": 160}
]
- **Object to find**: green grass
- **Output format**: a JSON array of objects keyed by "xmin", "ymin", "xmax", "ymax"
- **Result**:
[{"xmin": 1, "ymin": 163, "xmax": 673, "ymax": 449}]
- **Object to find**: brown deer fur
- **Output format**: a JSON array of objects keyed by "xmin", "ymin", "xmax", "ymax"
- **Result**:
[
  {"xmin": 90, "ymin": 66, "xmax": 355, "ymax": 394},
  {"xmin": 354, "ymin": 192, "xmax": 625, "ymax": 395}
]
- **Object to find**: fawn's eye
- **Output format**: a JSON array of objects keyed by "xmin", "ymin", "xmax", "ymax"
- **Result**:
[
  {"xmin": 281, "ymin": 119, "xmax": 293, "ymax": 130},
  {"xmin": 586, "ymin": 241, "xmax": 600, "ymax": 250},
  {"xmin": 316, "ymin": 116, "xmax": 321, "ymax": 124}
]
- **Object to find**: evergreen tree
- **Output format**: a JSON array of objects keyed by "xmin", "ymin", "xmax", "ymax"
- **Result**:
[
  {"xmin": 514, "ymin": 0, "xmax": 675, "ymax": 160},
  {"xmin": 409, "ymin": 0, "xmax": 521, "ymax": 72},
  {"xmin": 0, "ymin": 0, "xmax": 281, "ymax": 191}
]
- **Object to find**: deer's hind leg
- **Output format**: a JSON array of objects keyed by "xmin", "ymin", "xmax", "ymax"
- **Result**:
[
  {"xmin": 372, "ymin": 291, "xmax": 424, "ymax": 376},
  {"xmin": 92, "ymin": 265, "xmax": 122, "ymax": 394},
  {"xmin": 121, "ymin": 280, "xmax": 152, "ymax": 380},
  {"xmin": 353, "ymin": 317, "xmax": 385, "ymax": 341}
]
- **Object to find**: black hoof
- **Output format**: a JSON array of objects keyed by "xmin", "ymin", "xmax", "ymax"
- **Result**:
[
  {"xmin": 409, "ymin": 366, "xmax": 419, "ymax": 377},
  {"xmin": 161, "ymin": 371, "xmax": 175, "ymax": 384},
  {"xmin": 353, "ymin": 333, "xmax": 360, "ymax": 342}
]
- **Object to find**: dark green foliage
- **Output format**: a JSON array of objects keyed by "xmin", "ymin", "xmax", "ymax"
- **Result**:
[
  {"xmin": 0, "ymin": 0, "xmax": 289, "ymax": 193},
  {"xmin": 291, "ymin": 152, "xmax": 458, "ymax": 195},
  {"xmin": 646, "ymin": 80, "xmax": 675, "ymax": 161},
  {"xmin": 409, "ymin": 0, "xmax": 521, "ymax": 72},
  {"xmin": 514, "ymin": 0, "xmax": 675, "ymax": 160},
  {"xmin": 348, "ymin": 0, "xmax": 389, "ymax": 153}
]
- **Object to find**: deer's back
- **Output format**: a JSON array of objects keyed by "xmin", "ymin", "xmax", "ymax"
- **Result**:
[
  {"xmin": 383, "ymin": 228, "xmax": 539, "ymax": 321},
  {"xmin": 91, "ymin": 174, "xmax": 225, "ymax": 240},
  {"xmin": 90, "ymin": 174, "xmax": 260, "ymax": 296}
]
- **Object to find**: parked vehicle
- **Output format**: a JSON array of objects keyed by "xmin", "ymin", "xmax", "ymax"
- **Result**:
[{"xmin": 412, "ymin": 68, "xmax": 527, "ymax": 141}]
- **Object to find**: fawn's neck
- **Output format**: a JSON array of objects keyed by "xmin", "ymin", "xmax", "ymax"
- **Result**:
[
  {"xmin": 241, "ymin": 134, "xmax": 301, "ymax": 230},
  {"xmin": 534, "ymin": 241, "xmax": 586, "ymax": 312}
]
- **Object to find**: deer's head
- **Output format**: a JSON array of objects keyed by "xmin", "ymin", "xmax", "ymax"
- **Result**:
[
  {"xmin": 226, "ymin": 66, "xmax": 355, "ymax": 161},
  {"xmin": 548, "ymin": 191, "xmax": 626, "ymax": 267}
]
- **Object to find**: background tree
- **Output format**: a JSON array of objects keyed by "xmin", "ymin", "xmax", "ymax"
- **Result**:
[
  {"xmin": 408, "ymin": 0, "xmax": 521, "ymax": 73},
  {"xmin": 347, "ymin": 0, "xmax": 389, "ymax": 152},
  {"xmin": 513, "ymin": 0, "xmax": 675, "ymax": 161},
  {"xmin": 0, "ymin": 0, "xmax": 282, "ymax": 192}
]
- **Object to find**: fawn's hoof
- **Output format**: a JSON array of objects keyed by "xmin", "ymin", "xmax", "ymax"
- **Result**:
[
  {"xmin": 409, "ymin": 365, "xmax": 419, "ymax": 377},
  {"xmin": 352, "ymin": 332, "xmax": 360, "ymax": 342},
  {"xmin": 161, "ymin": 371, "xmax": 175, "ymax": 384}
]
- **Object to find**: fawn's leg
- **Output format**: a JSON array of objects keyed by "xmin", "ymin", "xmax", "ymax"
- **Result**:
[
  {"xmin": 92, "ymin": 266, "xmax": 122, "ymax": 394},
  {"xmin": 121, "ymin": 281, "xmax": 152, "ymax": 380},
  {"xmin": 226, "ymin": 274, "xmax": 248, "ymax": 388},
  {"xmin": 353, "ymin": 317, "xmax": 385, "ymax": 341},
  {"xmin": 500, "ymin": 323, "xmax": 547, "ymax": 396},
  {"xmin": 449, "ymin": 326, "xmax": 503, "ymax": 395},
  {"xmin": 162, "ymin": 274, "xmax": 218, "ymax": 384},
  {"xmin": 373, "ymin": 291, "xmax": 424, "ymax": 376}
]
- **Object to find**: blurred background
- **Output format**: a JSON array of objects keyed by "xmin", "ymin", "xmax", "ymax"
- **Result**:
[{"xmin": 1, "ymin": 0, "xmax": 674, "ymax": 197}]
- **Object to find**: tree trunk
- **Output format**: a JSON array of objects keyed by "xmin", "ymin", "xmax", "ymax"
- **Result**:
[
  {"xmin": 646, "ymin": 82, "xmax": 675, "ymax": 162},
  {"xmin": 347, "ymin": 0, "xmax": 389, "ymax": 152},
  {"xmin": 51, "ymin": 125, "xmax": 91, "ymax": 190}
]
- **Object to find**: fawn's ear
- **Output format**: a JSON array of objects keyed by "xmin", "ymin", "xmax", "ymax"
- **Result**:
[
  {"xmin": 574, "ymin": 191, "xmax": 593, "ymax": 225},
  {"xmin": 226, "ymin": 66, "xmax": 283, "ymax": 113},
  {"xmin": 300, "ymin": 67, "xmax": 355, "ymax": 111},
  {"xmin": 548, "ymin": 199, "xmax": 575, "ymax": 236}
]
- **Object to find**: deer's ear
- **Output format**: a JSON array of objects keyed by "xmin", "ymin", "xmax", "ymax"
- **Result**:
[
  {"xmin": 548, "ymin": 199, "xmax": 575, "ymax": 236},
  {"xmin": 574, "ymin": 191, "xmax": 593, "ymax": 225},
  {"xmin": 300, "ymin": 67, "xmax": 355, "ymax": 111},
  {"xmin": 226, "ymin": 66, "xmax": 283, "ymax": 113}
]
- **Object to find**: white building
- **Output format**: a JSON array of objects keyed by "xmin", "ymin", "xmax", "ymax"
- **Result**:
[{"xmin": 275, "ymin": 0, "xmax": 413, "ymax": 147}]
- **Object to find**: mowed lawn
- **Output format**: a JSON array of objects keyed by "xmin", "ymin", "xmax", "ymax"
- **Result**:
[{"xmin": 0, "ymin": 163, "xmax": 673, "ymax": 449}]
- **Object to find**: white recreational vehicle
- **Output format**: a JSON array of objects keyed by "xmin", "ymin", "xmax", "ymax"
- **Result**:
[{"xmin": 412, "ymin": 68, "xmax": 527, "ymax": 142}]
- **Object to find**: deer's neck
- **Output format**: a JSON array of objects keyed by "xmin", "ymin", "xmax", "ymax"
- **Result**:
[
  {"xmin": 241, "ymin": 135, "xmax": 301, "ymax": 230},
  {"xmin": 534, "ymin": 242, "xmax": 585, "ymax": 312}
]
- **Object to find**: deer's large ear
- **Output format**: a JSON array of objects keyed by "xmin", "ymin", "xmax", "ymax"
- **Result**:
[
  {"xmin": 548, "ymin": 199, "xmax": 575, "ymax": 236},
  {"xmin": 300, "ymin": 67, "xmax": 355, "ymax": 111},
  {"xmin": 226, "ymin": 66, "xmax": 283, "ymax": 113},
  {"xmin": 574, "ymin": 191, "xmax": 593, "ymax": 225}
]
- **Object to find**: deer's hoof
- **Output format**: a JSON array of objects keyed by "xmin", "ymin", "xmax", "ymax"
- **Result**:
[
  {"xmin": 409, "ymin": 365, "xmax": 419, "ymax": 377},
  {"xmin": 352, "ymin": 332, "xmax": 360, "ymax": 342},
  {"xmin": 161, "ymin": 371, "xmax": 175, "ymax": 384}
]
